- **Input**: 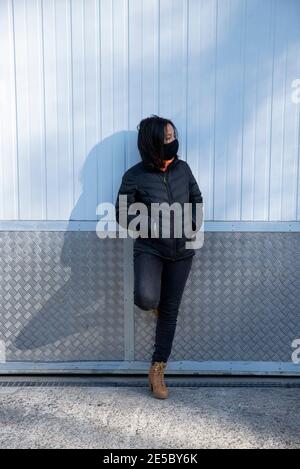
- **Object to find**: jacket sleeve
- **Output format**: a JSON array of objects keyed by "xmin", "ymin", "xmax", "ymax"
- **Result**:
[
  {"xmin": 185, "ymin": 163, "xmax": 204, "ymax": 232},
  {"xmin": 115, "ymin": 170, "xmax": 154, "ymax": 236}
]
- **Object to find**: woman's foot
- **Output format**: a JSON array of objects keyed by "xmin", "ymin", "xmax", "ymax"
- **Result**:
[{"xmin": 148, "ymin": 361, "xmax": 169, "ymax": 399}]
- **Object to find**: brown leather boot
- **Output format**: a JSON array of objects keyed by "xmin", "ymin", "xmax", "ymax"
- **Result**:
[{"xmin": 148, "ymin": 361, "xmax": 169, "ymax": 399}]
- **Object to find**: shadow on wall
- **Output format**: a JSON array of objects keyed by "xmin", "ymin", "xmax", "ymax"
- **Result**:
[{"xmin": 14, "ymin": 130, "xmax": 140, "ymax": 355}]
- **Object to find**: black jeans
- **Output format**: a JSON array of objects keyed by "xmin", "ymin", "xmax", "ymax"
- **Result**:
[{"xmin": 133, "ymin": 251, "xmax": 194, "ymax": 364}]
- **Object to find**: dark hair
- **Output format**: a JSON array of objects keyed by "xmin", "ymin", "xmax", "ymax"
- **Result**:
[{"xmin": 137, "ymin": 114, "xmax": 179, "ymax": 170}]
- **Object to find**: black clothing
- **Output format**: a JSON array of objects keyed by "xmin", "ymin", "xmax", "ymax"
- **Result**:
[
  {"xmin": 134, "ymin": 251, "xmax": 193, "ymax": 363},
  {"xmin": 115, "ymin": 154, "xmax": 203, "ymax": 261}
]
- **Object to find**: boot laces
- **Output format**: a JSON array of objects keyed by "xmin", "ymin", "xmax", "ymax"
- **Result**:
[{"xmin": 153, "ymin": 362, "xmax": 166, "ymax": 386}]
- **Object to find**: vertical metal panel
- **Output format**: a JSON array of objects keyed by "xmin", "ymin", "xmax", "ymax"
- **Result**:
[
  {"xmin": 72, "ymin": 0, "xmax": 97, "ymax": 220},
  {"xmin": 272, "ymin": 0, "xmax": 300, "ymax": 222},
  {"xmin": 0, "ymin": 0, "xmax": 299, "ymax": 222},
  {"xmin": 0, "ymin": 0, "xmax": 18, "ymax": 219},
  {"xmin": 43, "ymin": 0, "xmax": 74, "ymax": 220},
  {"xmin": 13, "ymin": 0, "xmax": 46, "ymax": 219},
  {"xmin": 159, "ymin": 0, "xmax": 189, "ymax": 156}
]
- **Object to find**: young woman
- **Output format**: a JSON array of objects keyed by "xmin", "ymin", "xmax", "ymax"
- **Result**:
[{"xmin": 115, "ymin": 115, "xmax": 203, "ymax": 399}]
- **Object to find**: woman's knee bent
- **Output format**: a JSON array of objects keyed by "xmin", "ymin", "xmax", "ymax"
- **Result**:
[{"xmin": 134, "ymin": 291, "xmax": 159, "ymax": 311}]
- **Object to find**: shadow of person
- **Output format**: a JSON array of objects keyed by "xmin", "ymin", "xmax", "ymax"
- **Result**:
[{"xmin": 14, "ymin": 130, "xmax": 139, "ymax": 359}]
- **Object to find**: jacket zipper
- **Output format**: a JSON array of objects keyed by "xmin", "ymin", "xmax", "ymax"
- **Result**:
[{"xmin": 162, "ymin": 171, "xmax": 176, "ymax": 258}]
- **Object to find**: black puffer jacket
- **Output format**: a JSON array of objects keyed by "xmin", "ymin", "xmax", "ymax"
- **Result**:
[{"xmin": 115, "ymin": 155, "xmax": 203, "ymax": 261}]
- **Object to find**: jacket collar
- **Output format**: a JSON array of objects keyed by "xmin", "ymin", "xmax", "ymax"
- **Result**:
[{"xmin": 144, "ymin": 154, "xmax": 180, "ymax": 173}]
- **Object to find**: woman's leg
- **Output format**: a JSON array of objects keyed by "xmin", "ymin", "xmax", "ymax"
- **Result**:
[
  {"xmin": 133, "ymin": 252, "xmax": 163, "ymax": 311},
  {"xmin": 151, "ymin": 255, "xmax": 193, "ymax": 363}
]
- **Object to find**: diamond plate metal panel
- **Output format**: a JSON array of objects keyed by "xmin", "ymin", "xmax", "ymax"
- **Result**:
[
  {"xmin": 1, "ymin": 231, "xmax": 299, "ymax": 370},
  {"xmin": 135, "ymin": 232, "xmax": 300, "ymax": 363},
  {"xmin": 0, "ymin": 232, "xmax": 124, "ymax": 361}
]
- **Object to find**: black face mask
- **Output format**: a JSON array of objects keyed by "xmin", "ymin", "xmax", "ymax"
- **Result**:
[{"xmin": 163, "ymin": 138, "xmax": 179, "ymax": 160}]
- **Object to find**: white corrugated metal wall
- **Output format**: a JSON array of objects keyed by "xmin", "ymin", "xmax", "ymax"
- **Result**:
[{"xmin": 0, "ymin": 0, "xmax": 300, "ymax": 223}]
